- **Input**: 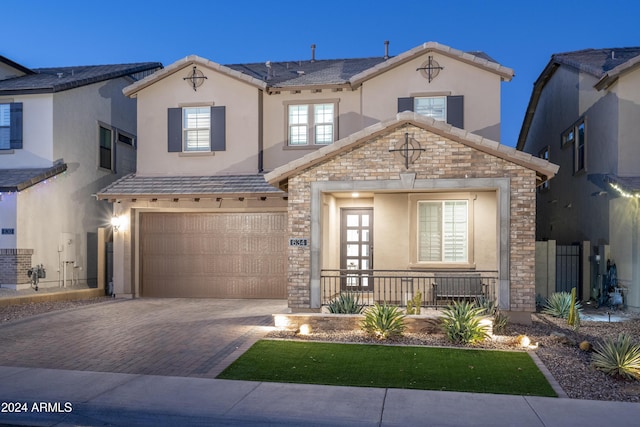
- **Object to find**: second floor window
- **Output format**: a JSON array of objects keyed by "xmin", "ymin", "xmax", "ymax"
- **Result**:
[
  {"xmin": 414, "ymin": 96, "xmax": 446, "ymax": 121},
  {"xmin": 287, "ymin": 102, "xmax": 335, "ymax": 146},
  {"xmin": 0, "ymin": 102, "xmax": 22, "ymax": 150},
  {"xmin": 183, "ymin": 107, "xmax": 210, "ymax": 152},
  {"xmin": 562, "ymin": 117, "xmax": 586, "ymax": 174},
  {"xmin": 99, "ymin": 125, "xmax": 113, "ymax": 171}
]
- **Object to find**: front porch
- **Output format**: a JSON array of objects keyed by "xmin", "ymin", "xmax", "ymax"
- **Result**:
[{"xmin": 321, "ymin": 269, "xmax": 498, "ymax": 309}]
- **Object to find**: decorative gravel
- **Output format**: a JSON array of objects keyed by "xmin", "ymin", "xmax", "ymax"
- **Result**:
[
  {"xmin": 0, "ymin": 297, "xmax": 114, "ymax": 323},
  {"xmin": 267, "ymin": 310, "xmax": 640, "ymax": 402}
]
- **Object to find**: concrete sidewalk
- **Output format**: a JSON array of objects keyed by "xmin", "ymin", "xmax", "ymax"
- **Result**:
[{"xmin": 0, "ymin": 366, "xmax": 638, "ymax": 427}]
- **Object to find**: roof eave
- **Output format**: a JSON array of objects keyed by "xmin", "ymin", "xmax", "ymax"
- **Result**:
[
  {"xmin": 350, "ymin": 42, "xmax": 514, "ymax": 88},
  {"xmin": 123, "ymin": 55, "xmax": 267, "ymax": 98}
]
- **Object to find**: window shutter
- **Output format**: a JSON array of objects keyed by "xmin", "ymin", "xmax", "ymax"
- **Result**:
[
  {"xmin": 167, "ymin": 108, "xmax": 182, "ymax": 152},
  {"xmin": 397, "ymin": 97, "xmax": 414, "ymax": 113},
  {"xmin": 446, "ymin": 96, "xmax": 464, "ymax": 129},
  {"xmin": 210, "ymin": 106, "xmax": 226, "ymax": 151},
  {"xmin": 9, "ymin": 102, "xmax": 23, "ymax": 149}
]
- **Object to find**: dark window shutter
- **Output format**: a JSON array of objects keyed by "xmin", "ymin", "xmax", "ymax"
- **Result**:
[
  {"xmin": 398, "ymin": 97, "xmax": 414, "ymax": 113},
  {"xmin": 9, "ymin": 102, "xmax": 23, "ymax": 149},
  {"xmin": 446, "ymin": 96, "xmax": 464, "ymax": 129},
  {"xmin": 210, "ymin": 106, "xmax": 226, "ymax": 151},
  {"xmin": 167, "ymin": 108, "xmax": 182, "ymax": 152}
]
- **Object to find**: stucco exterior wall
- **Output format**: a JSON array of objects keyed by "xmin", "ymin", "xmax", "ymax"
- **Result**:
[
  {"xmin": 134, "ymin": 64, "xmax": 261, "ymax": 176},
  {"xmin": 609, "ymin": 197, "xmax": 640, "ymax": 309},
  {"xmin": 286, "ymin": 124, "xmax": 536, "ymax": 312},
  {"xmin": 10, "ymin": 78, "xmax": 137, "ymax": 288},
  {"xmin": 615, "ymin": 68, "xmax": 640, "ymax": 176}
]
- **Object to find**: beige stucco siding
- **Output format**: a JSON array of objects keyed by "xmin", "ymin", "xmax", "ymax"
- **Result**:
[
  {"xmin": 135, "ymin": 64, "xmax": 261, "ymax": 176},
  {"xmin": 615, "ymin": 69, "xmax": 640, "ymax": 176}
]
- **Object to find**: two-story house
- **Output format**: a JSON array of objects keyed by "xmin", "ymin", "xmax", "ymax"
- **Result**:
[
  {"xmin": 0, "ymin": 55, "xmax": 161, "ymax": 291},
  {"xmin": 518, "ymin": 47, "xmax": 640, "ymax": 311},
  {"xmin": 99, "ymin": 42, "xmax": 557, "ymax": 322}
]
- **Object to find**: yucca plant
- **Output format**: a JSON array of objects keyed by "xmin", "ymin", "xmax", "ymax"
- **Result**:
[
  {"xmin": 441, "ymin": 300, "xmax": 490, "ymax": 344},
  {"xmin": 541, "ymin": 291, "xmax": 583, "ymax": 319},
  {"xmin": 327, "ymin": 292, "xmax": 365, "ymax": 314},
  {"xmin": 361, "ymin": 303, "xmax": 406, "ymax": 340},
  {"xmin": 592, "ymin": 334, "xmax": 640, "ymax": 380}
]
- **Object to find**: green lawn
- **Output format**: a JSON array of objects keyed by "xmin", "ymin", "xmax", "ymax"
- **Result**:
[{"xmin": 217, "ymin": 340, "xmax": 557, "ymax": 397}]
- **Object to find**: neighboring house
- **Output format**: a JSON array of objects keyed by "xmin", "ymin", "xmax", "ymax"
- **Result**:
[
  {"xmin": 0, "ymin": 55, "xmax": 161, "ymax": 290},
  {"xmin": 98, "ymin": 41, "xmax": 557, "ymax": 321},
  {"xmin": 517, "ymin": 47, "xmax": 640, "ymax": 311}
]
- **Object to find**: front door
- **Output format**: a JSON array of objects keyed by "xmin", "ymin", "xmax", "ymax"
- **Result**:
[{"xmin": 340, "ymin": 208, "xmax": 373, "ymax": 291}]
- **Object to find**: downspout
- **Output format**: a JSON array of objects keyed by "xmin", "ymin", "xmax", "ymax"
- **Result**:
[{"xmin": 258, "ymin": 89, "xmax": 264, "ymax": 172}]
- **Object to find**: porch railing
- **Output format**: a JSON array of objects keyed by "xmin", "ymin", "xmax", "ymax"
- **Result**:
[{"xmin": 320, "ymin": 269, "xmax": 498, "ymax": 309}]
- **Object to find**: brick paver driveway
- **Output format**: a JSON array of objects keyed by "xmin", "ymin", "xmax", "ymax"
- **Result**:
[{"xmin": 0, "ymin": 298, "xmax": 287, "ymax": 378}]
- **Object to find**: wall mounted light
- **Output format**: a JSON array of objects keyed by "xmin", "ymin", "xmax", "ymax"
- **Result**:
[{"xmin": 111, "ymin": 215, "xmax": 126, "ymax": 232}]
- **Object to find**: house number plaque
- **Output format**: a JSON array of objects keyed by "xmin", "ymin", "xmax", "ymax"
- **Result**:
[{"xmin": 289, "ymin": 238, "xmax": 309, "ymax": 247}]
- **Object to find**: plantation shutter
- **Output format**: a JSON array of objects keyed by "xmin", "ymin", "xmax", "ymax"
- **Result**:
[
  {"xmin": 9, "ymin": 102, "xmax": 23, "ymax": 149},
  {"xmin": 446, "ymin": 96, "xmax": 464, "ymax": 129},
  {"xmin": 443, "ymin": 201, "xmax": 467, "ymax": 262},
  {"xmin": 210, "ymin": 106, "xmax": 226, "ymax": 151},
  {"xmin": 418, "ymin": 202, "xmax": 442, "ymax": 262},
  {"xmin": 397, "ymin": 97, "xmax": 414, "ymax": 113},
  {"xmin": 167, "ymin": 108, "xmax": 182, "ymax": 152}
]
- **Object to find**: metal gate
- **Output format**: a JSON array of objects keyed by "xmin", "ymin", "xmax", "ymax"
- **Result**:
[{"xmin": 556, "ymin": 244, "xmax": 581, "ymax": 297}]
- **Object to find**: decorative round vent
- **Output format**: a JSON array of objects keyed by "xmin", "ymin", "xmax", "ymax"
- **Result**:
[
  {"xmin": 184, "ymin": 66, "xmax": 207, "ymax": 91},
  {"xmin": 416, "ymin": 56, "xmax": 444, "ymax": 83}
]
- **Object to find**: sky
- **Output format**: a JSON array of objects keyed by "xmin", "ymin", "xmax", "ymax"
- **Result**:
[{"xmin": 3, "ymin": 0, "xmax": 639, "ymax": 147}]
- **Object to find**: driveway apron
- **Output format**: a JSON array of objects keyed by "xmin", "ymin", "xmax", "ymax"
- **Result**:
[{"xmin": 0, "ymin": 298, "xmax": 287, "ymax": 378}]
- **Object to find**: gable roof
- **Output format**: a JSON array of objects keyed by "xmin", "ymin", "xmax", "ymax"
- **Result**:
[
  {"xmin": 123, "ymin": 42, "xmax": 513, "ymax": 96},
  {"xmin": 265, "ymin": 111, "xmax": 558, "ymax": 189},
  {"xmin": 0, "ymin": 55, "xmax": 35, "ymax": 78},
  {"xmin": 517, "ymin": 47, "xmax": 640, "ymax": 150},
  {"xmin": 0, "ymin": 163, "xmax": 67, "ymax": 192},
  {"xmin": 0, "ymin": 62, "xmax": 162, "ymax": 95}
]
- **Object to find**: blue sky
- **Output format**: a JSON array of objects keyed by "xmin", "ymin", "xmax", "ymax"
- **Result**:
[{"xmin": 3, "ymin": 0, "xmax": 639, "ymax": 147}]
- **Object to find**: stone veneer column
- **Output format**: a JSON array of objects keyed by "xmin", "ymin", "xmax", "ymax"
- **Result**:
[{"xmin": 0, "ymin": 249, "xmax": 34, "ymax": 289}]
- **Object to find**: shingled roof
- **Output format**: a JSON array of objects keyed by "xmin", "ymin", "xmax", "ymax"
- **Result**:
[
  {"xmin": 517, "ymin": 47, "xmax": 640, "ymax": 150},
  {"xmin": 0, "ymin": 62, "xmax": 162, "ymax": 95},
  {"xmin": 0, "ymin": 163, "xmax": 67, "ymax": 192},
  {"xmin": 124, "ymin": 42, "xmax": 513, "ymax": 96},
  {"xmin": 97, "ymin": 174, "xmax": 286, "ymax": 201}
]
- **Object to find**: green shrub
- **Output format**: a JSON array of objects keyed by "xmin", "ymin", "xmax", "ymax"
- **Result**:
[
  {"xmin": 361, "ymin": 303, "xmax": 406, "ymax": 340},
  {"xmin": 474, "ymin": 296, "xmax": 508, "ymax": 335},
  {"xmin": 441, "ymin": 301, "xmax": 490, "ymax": 344},
  {"xmin": 406, "ymin": 291, "xmax": 422, "ymax": 315},
  {"xmin": 327, "ymin": 292, "xmax": 365, "ymax": 314},
  {"xmin": 592, "ymin": 334, "xmax": 640, "ymax": 380},
  {"xmin": 541, "ymin": 292, "xmax": 583, "ymax": 319}
]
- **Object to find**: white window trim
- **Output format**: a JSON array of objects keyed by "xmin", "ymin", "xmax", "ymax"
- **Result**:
[
  {"xmin": 182, "ymin": 106, "xmax": 211, "ymax": 152},
  {"xmin": 283, "ymin": 99, "xmax": 338, "ymax": 147},
  {"xmin": 409, "ymin": 193, "xmax": 475, "ymax": 269},
  {"xmin": 413, "ymin": 96, "xmax": 447, "ymax": 121}
]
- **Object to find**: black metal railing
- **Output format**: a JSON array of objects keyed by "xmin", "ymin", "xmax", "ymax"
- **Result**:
[{"xmin": 321, "ymin": 269, "xmax": 498, "ymax": 309}]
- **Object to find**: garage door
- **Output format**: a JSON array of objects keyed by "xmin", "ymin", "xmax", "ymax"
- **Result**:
[{"xmin": 140, "ymin": 212, "xmax": 287, "ymax": 298}]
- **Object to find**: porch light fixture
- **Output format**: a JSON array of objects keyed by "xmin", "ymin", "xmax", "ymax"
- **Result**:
[
  {"xmin": 351, "ymin": 192, "xmax": 359, "ymax": 198},
  {"xmin": 111, "ymin": 215, "xmax": 126, "ymax": 232}
]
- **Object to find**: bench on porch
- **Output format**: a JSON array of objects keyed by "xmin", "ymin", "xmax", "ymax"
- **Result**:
[{"xmin": 432, "ymin": 275, "xmax": 487, "ymax": 305}]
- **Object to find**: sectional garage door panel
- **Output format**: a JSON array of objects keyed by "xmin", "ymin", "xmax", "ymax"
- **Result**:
[{"xmin": 140, "ymin": 212, "xmax": 287, "ymax": 298}]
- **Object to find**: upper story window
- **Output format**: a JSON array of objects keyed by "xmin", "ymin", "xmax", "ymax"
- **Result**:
[
  {"xmin": 398, "ymin": 96, "xmax": 463, "ymax": 129},
  {"xmin": 561, "ymin": 117, "xmax": 586, "ymax": 174},
  {"xmin": 0, "ymin": 102, "xmax": 23, "ymax": 150},
  {"xmin": 286, "ymin": 102, "xmax": 336, "ymax": 146},
  {"xmin": 538, "ymin": 146, "xmax": 550, "ymax": 191},
  {"xmin": 167, "ymin": 106, "xmax": 226, "ymax": 153},
  {"xmin": 99, "ymin": 124, "xmax": 114, "ymax": 171},
  {"xmin": 183, "ymin": 107, "xmax": 210, "ymax": 152},
  {"xmin": 414, "ymin": 96, "xmax": 446, "ymax": 121}
]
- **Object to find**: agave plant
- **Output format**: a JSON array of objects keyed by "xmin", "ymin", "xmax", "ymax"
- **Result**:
[
  {"xmin": 441, "ymin": 300, "xmax": 490, "ymax": 344},
  {"xmin": 361, "ymin": 303, "xmax": 406, "ymax": 340},
  {"xmin": 474, "ymin": 296, "xmax": 508, "ymax": 335},
  {"xmin": 541, "ymin": 291, "xmax": 583, "ymax": 319},
  {"xmin": 327, "ymin": 292, "xmax": 365, "ymax": 314},
  {"xmin": 592, "ymin": 334, "xmax": 640, "ymax": 380}
]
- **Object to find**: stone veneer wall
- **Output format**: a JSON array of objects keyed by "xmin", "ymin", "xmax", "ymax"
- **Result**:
[
  {"xmin": 0, "ymin": 249, "xmax": 34, "ymax": 287},
  {"xmin": 286, "ymin": 124, "xmax": 537, "ymax": 312}
]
